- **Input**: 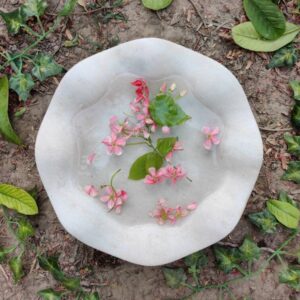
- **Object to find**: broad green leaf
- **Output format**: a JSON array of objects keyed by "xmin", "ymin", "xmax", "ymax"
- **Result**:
[
  {"xmin": 9, "ymin": 72, "xmax": 35, "ymax": 101},
  {"xmin": 290, "ymin": 80, "xmax": 300, "ymax": 101},
  {"xmin": 279, "ymin": 190, "xmax": 298, "ymax": 207},
  {"xmin": 37, "ymin": 288, "xmax": 64, "ymax": 300},
  {"xmin": 291, "ymin": 104, "xmax": 300, "ymax": 129},
  {"xmin": 267, "ymin": 45, "xmax": 298, "ymax": 69},
  {"xmin": 128, "ymin": 152, "xmax": 163, "ymax": 180},
  {"xmin": 282, "ymin": 161, "xmax": 300, "ymax": 183},
  {"xmin": 32, "ymin": 54, "xmax": 63, "ymax": 81},
  {"xmin": 142, "ymin": 0, "xmax": 173, "ymax": 10},
  {"xmin": 16, "ymin": 218, "xmax": 35, "ymax": 241},
  {"xmin": 156, "ymin": 137, "xmax": 177, "ymax": 157},
  {"xmin": 83, "ymin": 291, "xmax": 100, "ymax": 300},
  {"xmin": 232, "ymin": 22, "xmax": 300, "ymax": 52},
  {"xmin": 9, "ymin": 255, "xmax": 24, "ymax": 283},
  {"xmin": 284, "ymin": 134, "xmax": 300, "ymax": 156},
  {"xmin": 23, "ymin": 0, "xmax": 47, "ymax": 17},
  {"xmin": 60, "ymin": 276, "xmax": 80, "ymax": 291},
  {"xmin": 0, "ymin": 8, "xmax": 26, "ymax": 35},
  {"xmin": 0, "ymin": 246, "xmax": 15, "ymax": 263},
  {"xmin": 0, "ymin": 76, "xmax": 22, "ymax": 145},
  {"xmin": 267, "ymin": 199, "xmax": 300, "ymax": 229},
  {"xmin": 59, "ymin": 0, "xmax": 78, "ymax": 16},
  {"xmin": 163, "ymin": 268, "xmax": 187, "ymax": 288},
  {"xmin": 213, "ymin": 246, "xmax": 240, "ymax": 273},
  {"xmin": 0, "ymin": 184, "xmax": 38, "ymax": 215},
  {"xmin": 239, "ymin": 237, "xmax": 260, "ymax": 262},
  {"xmin": 149, "ymin": 93, "xmax": 191, "ymax": 127},
  {"xmin": 184, "ymin": 251, "xmax": 208, "ymax": 275},
  {"xmin": 279, "ymin": 267, "xmax": 300, "ymax": 291},
  {"xmin": 243, "ymin": 0, "xmax": 286, "ymax": 40},
  {"xmin": 248, "ymin": 209, "xmax": 278, "ymax": 233}
]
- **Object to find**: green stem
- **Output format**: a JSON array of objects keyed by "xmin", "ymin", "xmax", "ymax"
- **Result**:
[
  {"xmin": 126, "ymin": 142, "xmax": 148, "ymax": 146},
  {"xmin": 110, "ymin": 169, "xmax": 121, "ymax": 186},
  {"xmin": 21, "ymin": 24, "xmax": 41, "ymax": 38},
  {"xmin": 36, "ymin": 15, "xmax": 45, "ymax": 35},
  {"xmin": 235, "ymin": 265, "xmax": 248, "ymax": 276}
]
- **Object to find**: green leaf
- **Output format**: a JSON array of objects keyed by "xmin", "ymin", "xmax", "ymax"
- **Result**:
[
  {"xmin": 9, "ymin": 72, "xmax": 35, "ymax": 101},
  {"xmin": 239, "ymin": 237, "xmax": 260, "ymax": 262},
  {"xmin": 243, "ymin": 0, "xmax": 286, "ymax": 40},
  {"xmin": 0, "ymin": 75, "xmax": 22, "ymax": 145},
  {"xmin": 0, "ymin": 8, "xmax": 26, "ymax": 35},
  {"xmin": 128, "ymin": 152, "xmax": 163, "ymax": 180},
  {"xmin": 16, "ymin": 218, "xmax": 35, "ymax": 241},
  {"xmin": 279, "ymin": 267, "xmax": 300, "ymax": 291},
  {"xmin": 32, "ymin": 54, "xmax": 63, "ymax": 82},
  {"xmin": 82, "ymin": 292, "xmax": 100, "ymax": 300},
  {"xmin": 184, "ymin": 251, "xmax": 208, "ymax": 275},
  {"xmin": 149, "ymin": 93, "xmax": 191, "ymax": 127},
  {"xmin": 267, "ymin": 199, "xmax": 300, "ymax": 229},
  {"xmin": 37, "ymin": 288, "xmax": 64, "ymax": 300},
  {"xmin": 163, "ymin": 268, "xmax": 187, "ymax": 288},
  {"xmin": 267, "ymin": 45, "xmax": 298, "ymax": 69},
  {"xmin": 290, "ymin": 80, "xmax": 300, "ymax": 101},
  {"xmin": 279, "ymin": 190, "xmax": 298, "ymax": 207},
  {"xmin": 60, "ymin": 276, "xmax": 81, "ymax": 291},
  {"xmin": 284, "ymin": 134, "xmax": 300, "ymax": 157},
  {"xmin": 156, "ymin": 137, "xmax": 177, "ymax": 157},
  {"xmin": 232, "ymin": 22, "xmax": 300, "ymax": 52},
  {"xmin": 248, "ymin": 209, "xmax": 278, "ymax": 233},
  {"xmin": 9, "ymin": 255, "xmax": 24, "ymax": 283},
  {"xmin": 23, "ymin": 0, "xmax": 48, "ymax": 17},
  {"xmin": 142, "ymin": 0, "xmax": 173, "ymax": 10},
  {"xmin": 0, "ymin": 246, "xmax": 15, "ymax": 263},
  {"xmin": 213, "ymin": 246, "xmax": 240, "ymax": 273},
  {"xmin": 59, "ymin": 0, "xmax": 78, "ymax": 16},
  {"xmin": 0, "ymin": 184, "xmax": 38, "ymax": 215},
  {"xmin": 292, "ymin": 104, "xmax": 300, "ymax": 129},
  {"xmin": 282, "ymin": 161, "xmax": 300, "ymax": 183}
]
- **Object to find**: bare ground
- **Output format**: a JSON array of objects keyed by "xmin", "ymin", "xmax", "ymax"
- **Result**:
[{"xmin": 0, "ymin": 0, "xmax": 300, "ymax": 299}]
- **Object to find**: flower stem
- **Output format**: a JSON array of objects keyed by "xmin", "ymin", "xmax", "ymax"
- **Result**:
[{"xmin": 110, "ymin": 169, "xmax": 121, "ymax": 187}]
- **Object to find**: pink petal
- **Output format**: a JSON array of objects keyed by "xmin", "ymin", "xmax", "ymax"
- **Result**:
[
  {"xmin": 211, "ymin": 136, "xmax": 221, "ymax": 145},
  {"xmin": 86, "ymin": 152, "xmax": 96, "ymax": 165},
  {"xmin": 114, "ymin": 146, "xmax": 123, "ymax": 156},
  {"xmin": 115, "ymin": 206, "xmax": 122, "ymax": 214},
  {"xmin": 148, "ymin": 167, "xmax": 156, "ymax": 176},
  {"xmin": 187, "ymin": 201, "xmax": 198, "ymax": 211},
  {"xmin": 107, "ymin": 200, "xmax": 115, "ymax": 210},
  {"xmin": 202, "ymin": 126, "xmax": 211, "ymax": 135},
  {"xmin": 84, "ymin": 185, "xmax": 98, "ymax": 197},
  {"xmin": 203, "ymin": 139, "xmax": 212, "ymax": 150},
  {"xmin": 211, "ymin": 127, "xmax": 220, "ymax": 135},
  {"xmin": 100, "ymin": 195, "xmax": 110, "ymax": 202},
  {"xmin": 162, "ymin": 126, "xmax": 171, "ymax": 134}
]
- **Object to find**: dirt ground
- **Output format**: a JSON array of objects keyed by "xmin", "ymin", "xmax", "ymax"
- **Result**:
[{"xmin": 0, "ymin": 0, "xmax": 300, "ymax": 299}]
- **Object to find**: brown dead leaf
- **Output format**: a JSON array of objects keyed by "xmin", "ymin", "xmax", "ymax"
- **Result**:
[
  {"xmin": 245, "ymin": 60, "xmax": 253, "ymax": 70},
  {"xmin": 78, "ymin": 0, "xmax": 87, "ymax": 11},
  {"xmin": 65, "ymin": 29, "xmax": 73, "ymax": 40}
]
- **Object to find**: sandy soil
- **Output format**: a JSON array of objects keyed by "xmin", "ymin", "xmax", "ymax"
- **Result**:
[{"xmin": 0, "ymin": 0, "xmax": 300, "ymax": 299}]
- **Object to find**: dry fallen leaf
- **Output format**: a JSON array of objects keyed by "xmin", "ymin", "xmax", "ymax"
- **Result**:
[
  {"xmin": 65, "ymin": 29, "xmax": 73, "ymax": 40},
  {"xmin": 78, "ymin": 0, "xmax": 87, "ymax": 11}
]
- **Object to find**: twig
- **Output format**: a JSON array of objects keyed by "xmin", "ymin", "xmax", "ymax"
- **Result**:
[
  {"xmin": 259, "ymin": 127, "xmax": 293, "ymax": 132},
  {"xmin": 0, "ymin": 264, "xmax": 9, "ymax": 281},
  {"xmin": 187, "ymin": 0, "xmax": 207, "ymax": 28}
]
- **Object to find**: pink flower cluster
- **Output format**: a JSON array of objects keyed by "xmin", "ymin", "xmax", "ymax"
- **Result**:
[
  {"xmin": 149, "ymin": 198, "xmax": 197, "ymax": 225},
  {"xmin": 84, "ymin": 184, "xmax": 127, "ymax": 214},
  {"xmin": 144, "ymin": 165, "xmax": 186, "ymax": 185}
]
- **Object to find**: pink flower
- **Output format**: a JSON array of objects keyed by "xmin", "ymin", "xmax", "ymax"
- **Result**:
[
  {"xmin": 84, "ymin": 185, "xmax": 99, "ymax": 197},
  {"xmin": 166, "ymin": 141, "xmax": 183, "ymax": 162},
  {"xmin": 187, "ymin": 201, "xmax": 197, "ymax": 211},
  {"xmin": 175, "ymin": 205, "xmax": 188, "ymax": 219},
  {"xmin": 162, "ymin": 126, "xmax": 170, "ymax": 134},
  {"xmin": 100, "ymin": 186, "xmax": 127, "ymax": 213},
  {"xmin": 86, "ymin": 152, "xmax": 96, "ymax": 165},
  {"xmin": 149, "ymin": 198, "xmax": 176, "ymax": 225},
  {"xmin": 102, "ymin": 132, "xmax": 127, "ymax": 155},
  {"xmin": 144, "ymin": 167, "xmax": 166, "ymax": 185},
  {"xmin": 131, "ymin": 79, "xmax": 149, "ymax": 104},
  {"xmin": 164, "ymin": 165, "xmax": 186, "ymax": 183},
  {"xmin": 109, "ymin": 116, "xmax": 132, "ymax": 138},
  {"xmin": 202, "ymin": 126, "xmax": 220, "ymax": 150}
]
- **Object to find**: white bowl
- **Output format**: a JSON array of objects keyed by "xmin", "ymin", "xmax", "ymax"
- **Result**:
[{"xmin": 35, "ymin": 38, "xmax": 263, "ymax": 266}]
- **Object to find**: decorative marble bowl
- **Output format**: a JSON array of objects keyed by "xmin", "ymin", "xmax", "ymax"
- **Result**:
[{"xmin": 35, "ymin": 38, "xmax": 263, "ymax": 266}]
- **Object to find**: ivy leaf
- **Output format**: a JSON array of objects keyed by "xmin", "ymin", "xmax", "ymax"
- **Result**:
[
  {"xmin": 128, "ymin": 152, "xmax": 163, "ymax": 180},
  {"xmin": 279, "ymin": 190, "xmax": 298, "ymax": 207},
  {"xmin": 282, "ymin": 161, "xmax": 300, "ymax": 183},
  {"xmin": 23, "ymin": 0, "xmax": 48, "ymax": 17},
  {"xmin": 290, "ymin": 80, "xmax": 300, "ymax": 101},
  {"xmin": 184, "ymin": 251, "xmax": 208, "ymax": 275},
  {"xmin": 0, "ymin": 75, "xmax": 22, "ymax": 145},
  {"xmin": 32, "ymin": 54, "xmax": 63, "ymax": 82},
  {"xmin": 267, "ymin": 45, "xmax": 298, "ymax": 69},
  {"xmin": 9, "ymin": 255, "xmax": 24, "ymax": 283},
  {"xmin": 284, "ymin": 134, "xmax": 300, "ymax": 157},
  {"xmin": 163, "ymin": 268, "xmax": 187, "ymax": 288},
  {"xmin": 291, "ymin": 104, "xmax": 300, "ymax": 129},
  {"xmin": 16, "ymin": 218, "xmax": 35, "ymax": 241},
  {"xmin": 82, "ymin": 292, "xmax": 100, "ymax": 300},
  {"xmin": 9, "ymin": 72, "xmax": 35, "ymax": 101},
  {"xmin": 231, "ymin": 22, "xmax": 300, "ymax": 52},
  {"xmin": 213, "ymin": 246, "xmax": 240, "ymax": 273},
  {"xmin": 156, "ymin": 137, "xmax": 177, "ymax": 157},
  {"xmin": 248, "ymin": 209, "xmax": 278, "ymax": 233},
  {"xmin": 149, "ymin": 93, "xmax": 191, "ymax": 127},
  {"xmin": 279, "ymin": 267, "xmax": 300, "ymax": 291},
  {"xmin": 0, "ymin": 8, "xmax": 26, "ymax": 35},
  {"xmin": 142, "ymin": 0, "xmax": 173, "ymax": 10},
  {"xmin": 243, "ymin": 0, "xmax": 286, "ymax": 40},
  {"xmin": 59, "ymin": 0, "xmax": 78, "ymax": 16},
  {"xmin": 0, "ymin": 184, "xmax": 38, "ymax": 215},
  {"xmin": 0, "ymin": 246, "xmax": 15, "ymax": 263},
  {"xmin": 267, "ymin": 199, "xmax": 300, "ymax": 229},
  {"xmin": 37, "ymin": 288, "xmax": 64, "ymax": 300},
  {"xmin": 239, "ymin": 237, "xmax": 260, "ymax": 262}
]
